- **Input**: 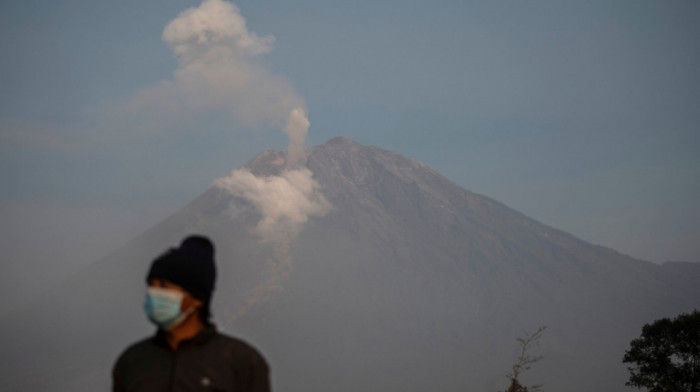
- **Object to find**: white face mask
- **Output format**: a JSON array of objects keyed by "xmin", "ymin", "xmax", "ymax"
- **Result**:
[{"xmin": 144, "ymin": 287, "xmax": 194, "ymax": 330}]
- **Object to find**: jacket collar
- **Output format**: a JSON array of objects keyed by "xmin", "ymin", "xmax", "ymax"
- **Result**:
[{"xmin": 154, "ymin": 323, "xmax": 217, "ymax": 349}]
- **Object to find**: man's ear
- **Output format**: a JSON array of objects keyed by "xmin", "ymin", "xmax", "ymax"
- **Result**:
[{"xmin": 183, "ymin": 295, "xmax": 203, "ymax": 312}]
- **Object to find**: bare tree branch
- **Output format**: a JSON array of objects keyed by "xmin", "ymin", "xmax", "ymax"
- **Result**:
[{"xmin": 505, "ymin": 326, "xmax": 547, "ymax": 392}]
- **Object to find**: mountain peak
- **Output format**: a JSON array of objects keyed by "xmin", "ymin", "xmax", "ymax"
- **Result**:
[
  {"xmin": 243, "ymin": 149, "xmax": 286, "ymax": 176},
  {"xmin": 243, "ymin": 137, "xmax": 367, "ymax": 176},
  {"xmin": 324, "ymin": 136, "xmax": 361, "ymax": 147}
]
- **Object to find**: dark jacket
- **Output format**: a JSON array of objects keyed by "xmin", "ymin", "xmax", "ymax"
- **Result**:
[{"xmin": 113, "ymin": 325, "xmax": 270, "ymax": 392}]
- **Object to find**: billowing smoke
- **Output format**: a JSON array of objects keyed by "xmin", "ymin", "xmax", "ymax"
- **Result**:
[
  {"xmin": 130, "ymin": 0, "xmax": 306, "ymax": 129},
  {"xmin": 214, "ymin": 168, "xmax": 331, "ymax": 265},
  {"xmin": 133, "ymin": 0, "xmax": 329, "ymax": 312},
  {"xmin": 140, "ymin": 0, "xmax": 312, "ymax": 171},
  {"xmin": 215, "ymin": 166, "xmax": 330, "ymax": 320}
]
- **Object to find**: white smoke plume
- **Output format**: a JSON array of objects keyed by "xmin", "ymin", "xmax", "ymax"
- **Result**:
[
  {"xmin": 130, "ymin": 0, "xmax": 325, "ymax": 234},
  {"xmin": 215, "ymin": 166, "xmax": 331, "ymax": 320},
  {"xmin": 283, "ymin": 108, "xmax": 311, "ymax": 169},
  {"xmin": 134, "ymin": 1, "xmax": 329, "ymax": 312},
  {"xmin": 130, "ymin": 0, "xmax": 312, "ymax": 168},
  {"xmin": 129, "ymin": 0, "xmax": 307, "ymax": 130},
  {"xmin": 214, "ymin": 168, "xmax": 331, "ymax": 263}
]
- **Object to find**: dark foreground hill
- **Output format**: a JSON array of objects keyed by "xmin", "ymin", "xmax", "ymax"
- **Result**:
[{"xmin": 1, "ymin": 137, "xmax": 697, "ymax": 392}]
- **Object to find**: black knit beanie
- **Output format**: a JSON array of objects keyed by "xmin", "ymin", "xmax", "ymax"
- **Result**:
[{"xmin": 146, "ymin": 235, "xmax": 216, "ymax": 310}]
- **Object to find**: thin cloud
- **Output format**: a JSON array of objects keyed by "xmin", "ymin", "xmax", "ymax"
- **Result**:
[{"xmin": 0, "ymin": 122, "xmax": 77, "ymax": 152}]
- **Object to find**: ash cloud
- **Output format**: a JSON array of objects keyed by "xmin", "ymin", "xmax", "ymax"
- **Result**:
[
  {"xmin": 283, "ymin": 108, "xmax": 311, "ymax": 169},
  {"xmin": 129, "ymin": 0, "xmax": 305, "ymax": 129},
  {"xmin": 214, "ymin": 168, "xmax": 331, "ymax": 264},
  {"xmin": 215, "ymin": 166, "xmax": 330, "ymax": 320},
  {"xmin": 134, "ymin": 0, "xmax": 329, "ymax": 274}
]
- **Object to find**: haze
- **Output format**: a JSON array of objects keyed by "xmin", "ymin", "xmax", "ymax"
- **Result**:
[{"xmin": 1, "ymin": 0, "xmax": 699, "ymax": 317}]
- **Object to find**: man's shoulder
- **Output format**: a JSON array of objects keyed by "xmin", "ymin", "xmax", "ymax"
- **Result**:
[{"xmin": 209, "ymin": 330, "xmax": 268, "ymax": 365}]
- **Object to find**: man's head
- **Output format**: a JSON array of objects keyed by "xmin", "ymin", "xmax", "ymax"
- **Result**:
[{"xmin": 146, "ymin": 235, "xmax": 217, "ymax": 322}]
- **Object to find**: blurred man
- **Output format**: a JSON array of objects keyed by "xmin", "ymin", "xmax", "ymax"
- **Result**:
[{"xmin": 113, "ymin": 235, "xmax": 270, "ymax": 391}]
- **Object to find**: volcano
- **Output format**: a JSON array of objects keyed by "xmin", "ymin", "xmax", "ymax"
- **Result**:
[{"xmin": 1, "ymin": 137, "xmax": 697, "ymax": 392}]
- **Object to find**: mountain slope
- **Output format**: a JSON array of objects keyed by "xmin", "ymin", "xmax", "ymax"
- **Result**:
[
  {"xmin": 1, "ymin": 137, "xmax": 696, "ymax": 392},
  {"xmin": 237, "ymin": 137, "xmax": 696, "ymax": 391}
]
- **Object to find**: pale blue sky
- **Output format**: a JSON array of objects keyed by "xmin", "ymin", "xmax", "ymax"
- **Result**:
[{"xmin": 1, "ymin": 0, "xmax": 698, "ymax": 311}]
